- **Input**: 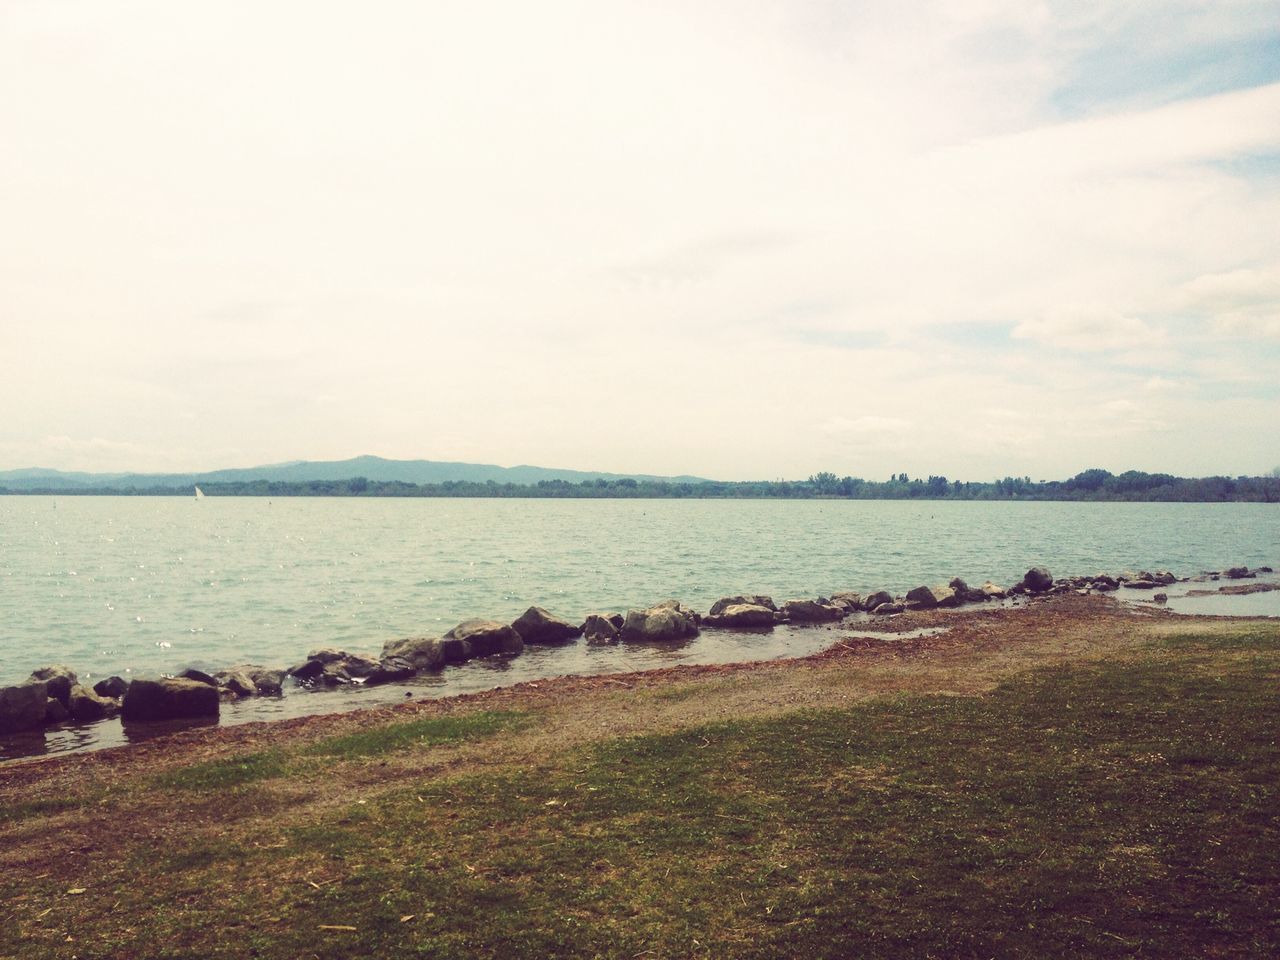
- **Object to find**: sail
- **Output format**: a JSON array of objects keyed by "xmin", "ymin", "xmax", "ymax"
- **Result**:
[{"xmin": 194, "ymin": 486, "xmax": 205, "ymax": 499}]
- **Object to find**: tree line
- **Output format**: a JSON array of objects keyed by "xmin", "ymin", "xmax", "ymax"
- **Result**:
[{"xmin": 4, "ymin": 468, "xmax": 1278, "ymax": 501}]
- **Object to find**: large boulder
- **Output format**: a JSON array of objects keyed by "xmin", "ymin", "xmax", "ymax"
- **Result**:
[
  {"xmin": 702, "ymin": 603, "xmax": 777, "ymax": 629},
  {"xmin": 381, "ymin": 636, "xmax": 447, "ymax": 672},
  {"xmin": 68, "ymin": 684, "xmax": 118, "ymax": 722},
  {"xmin": 288, "ymin": 650, "xmax": 381, "ymax": 685},
  {"xmin": 1021, "ymin": 567, "xmax": 1054, "ymax": 593},
  {"xmin": 511, "ymin": 607, "xmax": 582, "ymax": 645},
  {"xmin": 829, "ymin": 592, "xmax": 863, "ymax": 612},
  {"xmin": 708, "ymin": 595, "xmax": 777, "ymax": 616},
  {"xmin": 948, "ymin": 579, "xmax": 987, "ymax": 603},
  {"xmin": 980, "ymin": 581, "xmax": 1007, "ymax": 599},
  {"xmin": 93, "ymin": 676, "xmax": 130, "ymax": 699},
  {"xmin": 444, "ymin": 620, "xmax": 524, "ymax": 657},
  {"xmin": 621, "ymin": 602, "xmax": 700, "ymax": 643},
  {"xmin": 0, "ymin": 680, "xmax": 48, "ymax": 733},
  {"xmin": 905, "ymin": 585, "xmax": 957, "ymax": 610},
  {"xmin": 45, "ymin": 697, "xmax": 70, "ymax": 724},
  {"xmin": 780, "ymin": 599, "xmax": 845, "ymax": 623},
  {"xmin": 1225, "ymin": 566, "xmax": 1253, "ymax": 579},
  {"xmin": 1088, "ymin": 575, "xmax": 1118, "ymax": 592},
  {"xmin": 122, "ymin": 678, "xmax": 219, "ymax": 721},
  {"xmin": 582, "ymin": 614, "xmax": 620, "ymax": 643},
  {"xmin": 177, "ymin": 668, "xmax": 218, "ymax": 687},
  {"xmin": 28, "ymin": 665, "xmax": 78, "ymax": 707}
]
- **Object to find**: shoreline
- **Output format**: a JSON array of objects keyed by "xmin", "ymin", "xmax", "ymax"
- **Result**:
[{"xmin": 2, "ymin": 564, "xmax": 1277, "ymax": 762}]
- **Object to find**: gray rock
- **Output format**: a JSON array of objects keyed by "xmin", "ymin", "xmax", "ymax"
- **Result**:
[
  {"xmin": 213, "ymin": 670, "xmax": 259, "ymax": 698},
  {"xmin": 980, "ymin": 581, "xmax": 1007, "ymax": 599},
  {"xmin": 709, "ymin": 595, "xmax": 777, "ymax": 616},
  {"xmin": 319, "ymin": 654, "xmax": 381, "ymax": 686},
  {"xmin": 68, "ymin": 684, "xmax": 118, "ymax": 722},
  {"xmin": 511, "ymin": 606, "xmax": 581, "ymax": 645},
  {"xmin": 905, "ymin": 585, "xmax": 957, "ymax": 609},
  {"xmin": 862, "ymin": 591, "xmax": 894, "ymax": 611},
  {"xmin": 702, "ymin": 603, "xmax": 777, "ymax": 629},
  {"xmin": 45, "ymin": 696, "xmax": 70, "ymax": 724},
  {"xmin": 381, "ymin": 636, "xmax": 446, "ymax": 672},
  {"xmin": 1225, "ymin": 566, "xmax": 1253, "ymax": 579},
  {"xmin": 1122, "ymin": 580, "xmax": 1157, "ymax": 590},
  {"xmin": 779, "ymin": 599, "xmax": 845, "ymax": 623},
  {"xmin": 1153, "ymin": 593, "xmax": 1168, "ymax": 604},
  {"xmin": 178, "ymin": 668, "xmax": 218, "ymax": 686},
  {"xmin": 621, "ymin": 602, "xmax": 700, "ymax": 643},
  {"xmin": 1089, "ymin": 575, "xmax": 1119, "ymax": 592},
  {"xmin": 0, "ymin": 680, "xmax": 48, "ymax": 734},
  {"xmin": 28, "ymin": 665, "xmax": 78, "ymax": 707},
  {"xmin": 93, "ymin": 676, "xmax": 130, "ymax": 699},
  {"xmin": 439, "ymin": 637, "xmax": 474, "ymax": 664},
  {"xmin": 1021, "ymin": 567, "xmax": 1054, "ymax": 593},
  {"xmin": 871, "ymin": 602, "xmax": 905, "ymax": 615},
  {"xmin": 122, "ymin": 678, "xmax": 219, "ymax": 721},
  {"xmin": 582, "ymin": 614, "xmax": 620, "ymax": 643},
  {"xmin": 443, "ymin": 620, "xmax": 524, "ymax": 657},
  {"xmin": 365, "ymin": 656, "xmax": 417, "ymax": 686}
]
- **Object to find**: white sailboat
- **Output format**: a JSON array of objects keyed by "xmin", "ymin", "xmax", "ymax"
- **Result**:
[{"xmin": 194, "ymin": 485, "xmax": 205, "ymax": 500}]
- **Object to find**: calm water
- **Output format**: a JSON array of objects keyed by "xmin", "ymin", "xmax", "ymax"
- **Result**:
[{"xmin": 1, "ymin": 496, "xmax": 1277, "ymax": 687}]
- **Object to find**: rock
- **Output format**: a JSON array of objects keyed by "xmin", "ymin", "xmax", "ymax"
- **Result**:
[
  {"xmin": 177, "ymin": 668, "xmax": 218, "ymax": 686},
  {"xmin": 443, "ymin": 620, "xmax": 524, "ymax": 657},
  {"xmin": 621, "ymin": 602, "xmax": 700, "ymax": 642},
  {"xmin": 830, "ymin": 591, "xmax": 862, "ymax": 607},
  {"xmin": 1225, "ymin": 566, "xmax": 1254, "ymax": 579},
  {"xmin": 582, "ymin": 614, "xmax": 620, "ymax": 643},
  {"xmin": 709, "ymin": 595, "xmax": 777, "ymax": 616},
  {"xmin": 1153, "ymin": 593, "xmax": 1168, "ymax": 604},
  {"xmin": 68, "ymin": 684, "xmax": 118, "ymax": 722},
  {"xmin": 93, "ymin": 676, "xmax": 129, "ymax": 699},
  {"xmin": 28, "ymin": 665, "xmax": 78, "ymax": 707},
  {"xmin": 213, "ymin": 670, "xmax": 259, "ymax": 698},
  {"xmin": 862, "ymin": 591, "xmax": 894, "ymax": 611},
  {"xmin": 904, "ymin": 585, "xmax": 957, "ymax": 610},
  {"xmin": 702, "ymin": 603, "xmax": 777, "ymax": 629},
  {"xmin": 122, "ymin": 678, "xmax": 219, "ymax": 721},
  {"xmin": 779, "ymin": 599, "xmax": 845, "ymax": 623},
  {"xmin": 1259, "ymin": 566, "xmax": 1274, "ymax": 573},
  {"xmin": 1089, "ymin": 575, "xmax": 1119, "ymax": 592},
  {"xmin": 439, "ymin": 637, "xmax": 474, "ymax": 664},
  {"xmin": 948, "ymin": 578, "xmax": 987, "ymax": 603},
  {"xmin": 1021, "ymin": 567, "xmax": 1053, "ymax": 593},
  {"xmin": 0, "ymin": 681, "xmax": 48, "ymax": 734},
  {"xmin": 45, "ymin": 697, "xmax": 70, "ymax": 724},
  {"xmin": 1122, "ymin": 580, "xmax": 1157, "ymax": 589},
  {"xmin": 241, "ymin": 667, "xmax": 285, "ymax": 696},
  {"xmin": 511, "ymin": 607, "xmax": 582, "ymax": 645},
  {"xmin": 605, "ymin": 613, "xmax": 625, "ymax": 630},
  {"xmin": 319, "ymin": 654, "xmax": 381, "ymax": 686},
  {"xmin": 381, "ymin": 636, "xmax": 446, "ymax": 672},
  {"xmin": 980, "ymin": 582, "xmax": 1006, "ymax": 599},
  {"xmin": 1152, "ymin": 571, "xmax": 1177, "ymax": 586},
  {"xmin": 871, "ymin": 602, "xmax": 904, "ymax": 615},
  {"xmin": 365, "ymin": 657, "xmax": 417, "ymax": 686}
]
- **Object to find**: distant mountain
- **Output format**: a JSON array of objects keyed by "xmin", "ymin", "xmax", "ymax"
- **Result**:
[{"xmin": 0, "ymin": 455, "xmax": 710, "ymax": 492}]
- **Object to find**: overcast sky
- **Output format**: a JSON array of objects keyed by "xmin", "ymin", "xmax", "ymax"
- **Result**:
[{"xmin": 2, "ymin": 1, "xmax": 1278, "ymax": 481}]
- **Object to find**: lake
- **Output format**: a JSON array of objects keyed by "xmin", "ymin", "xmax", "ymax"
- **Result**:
[{"xmin": 2, "ymin": 496, "xmax": 1276, "ymax": 687}]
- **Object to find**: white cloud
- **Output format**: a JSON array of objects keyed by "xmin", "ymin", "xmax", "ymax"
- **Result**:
[{"xmin": 1012, "ymin": 309, "xmax": 1163, "ymax": 352}]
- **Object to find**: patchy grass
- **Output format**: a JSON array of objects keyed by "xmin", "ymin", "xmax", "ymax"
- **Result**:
[
  {"xmin": 304, "ymin": 709, "xmax": 530, "ymax": 759},
  {"xmin": 152, "ymin": 749, "xmax": 288, "ymax": 791},
  {"xmin": 2, "ymin": 627, "xmax": 1278, "ymax": 959}
]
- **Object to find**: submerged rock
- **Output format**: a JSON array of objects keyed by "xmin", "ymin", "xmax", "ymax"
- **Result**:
[
  {"xmin": 122, "ymin": 678, "xmax": 219, "ymax": 721},
  {"xmin": 621, "ymin": 602, "xmax": 700, "ymax": 643},
  {"xmin": 511, "ymin": 607, "xmax": 581, "ymax": 645},
  {"xmin": 365, "ymin": 656, "xmax": 417, "ymax": 686},
  {"xmin": 444, "ymin": 620, "xmax": 524, "ymax": 657},
  {"xmin": 0, "ymin": 680, "xmax": 48, "ymax": 734},
  {"xmin": 177, "ymin": 668, "xmax": 218, "ymax": 687},
  {"xmin": 1225, "ymin": 566, "xmax": 1254, "ymax": 579}
]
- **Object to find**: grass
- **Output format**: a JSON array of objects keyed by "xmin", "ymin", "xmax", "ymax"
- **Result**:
[
  {"xmin": 2, "ymin": 626, "xmax": 1278, "ymax": 958},
  {"xmin": 304, "ymin": 709, "xmax": 529, "ymax": 759}
]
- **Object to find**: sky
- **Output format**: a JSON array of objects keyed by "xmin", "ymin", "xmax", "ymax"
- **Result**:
[{"xmin": 2, "ymin": 0, "xmax": 1279, "ymax": 482}]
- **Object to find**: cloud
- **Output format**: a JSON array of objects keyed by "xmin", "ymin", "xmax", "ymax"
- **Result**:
[
  {"xmin": 1181, "ymin": 265, "xmax": 1280, "ymax": 339},
  {"xmin": 1012, "ymin": 309, "xmax": 1164, "ymax": 352}
]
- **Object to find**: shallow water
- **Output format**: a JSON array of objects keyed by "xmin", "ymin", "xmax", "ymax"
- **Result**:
[{"xmin": 1, "ymin": 496, "xmax": 1276, "ymax": 761}]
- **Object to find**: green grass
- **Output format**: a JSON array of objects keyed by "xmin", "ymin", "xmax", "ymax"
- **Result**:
[
  {"xmin": 152, "ymin": 749, "xmax": 288, "ymax": 791},
  {"xmin": 4, "ymin": 629, "xmax": 1279, "ymax": 959}
]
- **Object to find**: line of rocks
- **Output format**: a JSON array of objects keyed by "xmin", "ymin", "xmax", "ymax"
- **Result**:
[{"xmin": 2, "ymin": 564, "xmax": 1271, "ymax": 735}]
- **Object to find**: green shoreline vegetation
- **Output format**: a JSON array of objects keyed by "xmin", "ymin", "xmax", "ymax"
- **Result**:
[
  {"xmin": 1, "ymin": 615, "xmax": 1277, "ymax": 958},
  {"xmin": 3, "ymin": 468, "xmax": 1279, "ymax": 501}
]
